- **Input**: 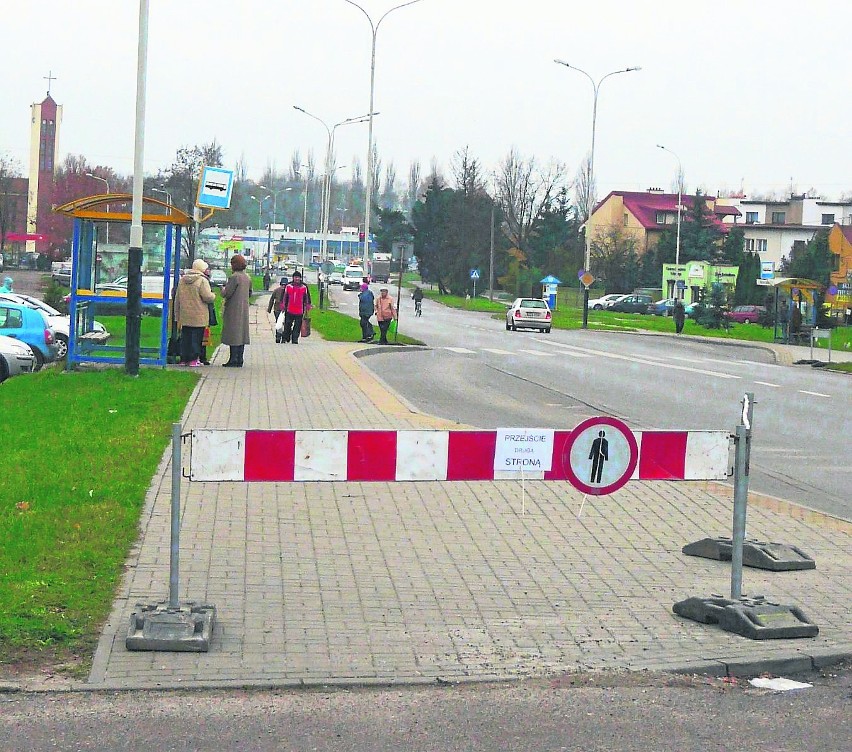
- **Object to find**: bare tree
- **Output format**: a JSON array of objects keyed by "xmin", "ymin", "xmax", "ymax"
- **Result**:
[
  {"xmin": 0, "ymin": 154, "xmax": 24, "ymax": 255},
  {"xmin": 452, "ymin": 146, "xmax": 486, "ymax": 197},
  {"xmin": 234, "ymin": 152, "xmax": 249, "ymax": 183},
  {"xmin": 573, "ymin": 154, "xmax": 595, "ymax": 222},
  {"xmin": 496, "ymin": 147, "xmax": 568, "ymax": 254},
  {"xmin": 406, "ymin": 160, "xmax": 421, "ymax": 215}
]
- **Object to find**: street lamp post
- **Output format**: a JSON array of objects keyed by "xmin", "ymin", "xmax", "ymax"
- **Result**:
[
  {"xmin": 250, "ymin": 194, "xmax": 271, "ymax": 268},
  {"xmin": 151, "ymin": 186, "xmax": 172, "ymax": 209},
  {"xmin": 342, "ymin": 0, "xmax": 425, "ymax": 269},
  {"xmin": 260, "ymin": 185, "xmax": 292, "ymax": 269},
  {"xmin": 554, "ymin": 60, "xmax": 641, "ymax": 329},
  {"xmin": 293, "ymin": 106, "xmax": 372, "ymax": 266},
  {"xmin": 86, "ymin": 173, "xmax": 110, "ymax": 245},
  {"xmin": 656, "ymin": 144, "xmax": 683, "ymax": 298}
]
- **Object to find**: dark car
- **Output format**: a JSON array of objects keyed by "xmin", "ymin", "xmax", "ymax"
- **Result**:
[
  {"xmin": 723, "ymin": 305, "xmax": 766, "ymax": 324},
  {"xmin": 609, "ymin": 294, "xmax": 653, "ymax": 314}
]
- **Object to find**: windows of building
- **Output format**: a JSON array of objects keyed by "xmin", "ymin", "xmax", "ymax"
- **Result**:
[
  {"xmin": 822, "ymin": 213, "xmax": 835, "ymax": 225},
  {"xmin": 746, "ymin": 211, "xmax": 759, "ymax": 224},
  {"xmin": 623, "ymin": 213, "xmax": 629, "ymax": 227},
  {"xmin": 745, "ymin": 238, "xmax": 768, "ymax": 253},
  {"xmin": 771, "ymin": 211, "xmax": 786, "ymax": 224},
  {"xmin": 832, "ymin": 254, "xmax": 841, "ymax": 272}
]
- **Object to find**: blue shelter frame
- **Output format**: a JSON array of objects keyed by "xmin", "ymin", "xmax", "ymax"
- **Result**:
[{"xmin": 53, "ymin": 194, "xmax": 193, "ymax": 368}]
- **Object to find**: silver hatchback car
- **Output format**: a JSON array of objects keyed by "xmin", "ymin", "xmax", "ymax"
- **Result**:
[{"xmin": 506, "ymin": 298, "xmax": 552, "ymax": 332}]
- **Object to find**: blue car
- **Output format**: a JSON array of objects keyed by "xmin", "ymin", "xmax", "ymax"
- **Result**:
[{"xmin": 0, "ymin": 301, "xmax": 58, "ymax": 370}]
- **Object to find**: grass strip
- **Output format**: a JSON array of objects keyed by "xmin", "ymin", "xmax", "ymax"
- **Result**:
[
  {"xmin": 307, "ymin": 285, "xmax": 423, "ymax": 345},
  {"xmin": 0, "ymin": 367, "xmax": 198, "ymax": 669}
]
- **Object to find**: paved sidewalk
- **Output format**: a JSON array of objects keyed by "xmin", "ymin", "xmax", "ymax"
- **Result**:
[{"xmin": 87, "ymin": 299, "xmax": 852, "ymax": 689}]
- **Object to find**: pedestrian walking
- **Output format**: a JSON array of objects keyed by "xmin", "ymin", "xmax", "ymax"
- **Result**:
[
  {"xmin": 374, "ymin": 287, "xmax": 397, "ymax": 344},
  {"xmin": 673, "ymin": 298, "xmax": 686, "ymax": 334},
  {"xmin": 267, "ymin": 277, "xmax": 288, "ymax": 343},
  {"xmin": 263, "ymin": 270, "xmax": 272, "ymax": 290},
  {"xmin": 174, "ymin": 259, "xmax": 215, "ymax": 367},
  {"xmin": 358, "ymin": 283, "xmax": 375, "ymax": 342},
  {"xmin": 281, "ymin": 270, "xmax": 311, "ymax": 344},
  {"xmin": 221, "ymin": 254, "xmax": 251, "ymax": 367}
]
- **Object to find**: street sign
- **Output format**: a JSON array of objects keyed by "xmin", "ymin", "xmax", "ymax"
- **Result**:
[
  {"xmin": 756, "ymin": 278, "xmax": 772, "ymax": 286},
  {"xmin": 494, "ymin": 428, "xmax": 554, "ymax": 473},
  {"xmin": 760, "ymin": 261, "xmax": 775, "ymax": 280},
  {"xmin": 562, "ymin": 416, "xmax": 638, "ymax": 496},
  {"xmin": 197, "ymin": 166, "xmax": 234, "ymax": 210},
  {"xmin": 580, "ymin": 272, "xmax": 595, "ymax": 288},
  {"xmin": 470, "ymin": 268, "xmax": 481, "ymax": 280}
]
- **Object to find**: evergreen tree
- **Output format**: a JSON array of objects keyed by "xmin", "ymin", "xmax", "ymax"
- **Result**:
[{"xmin": 780, "ymin": 229, "xmax": 832, "ymax": 285}]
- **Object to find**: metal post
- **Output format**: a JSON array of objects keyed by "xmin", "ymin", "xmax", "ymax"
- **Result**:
[
  {"xmin": 489, "ymin": 200, "xmax": 495, "ymax": 303},
  {"xmin": 731, "ymin": 392, "xmax": 754, "ymax": 600},
  {"xmin": 394, "ymin": 250, "xmax": 404, "ymax": 343},
  {"xmin": 169, "ymin": 422, "xmax": 182, "ymax": 608},
  {"xmin": 126, "ymin": 0, "xmax": 149, "ymax": 377}
]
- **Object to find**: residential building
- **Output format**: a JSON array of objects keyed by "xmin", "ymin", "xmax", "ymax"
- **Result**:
[
  {"xmin": 716, "ymin": 195, "xmax": 852, "ymax": 270},
  {"xmin": 827, "ymin": 223, "xmax": 852, "ymax": 318},
  {"xmin": 662, "ymin": 261, "xmax": 739, "ymax": 305},
  {"xmin": 587, "ymin": 190, "xmax": 739, "ymax": 254}
]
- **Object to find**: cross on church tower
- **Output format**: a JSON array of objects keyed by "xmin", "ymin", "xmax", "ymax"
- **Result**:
[{"xmin": 44, "ymin": 70, "xmax": 57, "ymax": 96}]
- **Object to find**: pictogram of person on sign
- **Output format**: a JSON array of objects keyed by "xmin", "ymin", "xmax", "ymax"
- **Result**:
[{"xmin": 588, "ymin": 430, "xmax": 609, "ymax": 483}]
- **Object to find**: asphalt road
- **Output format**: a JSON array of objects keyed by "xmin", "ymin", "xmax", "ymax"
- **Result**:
[
  {"xmin": 1, "ymin": 665, "xmax": 849, "ymax": 751},
  {"xmin": 334, "ymin": 286, "xmax": 851, "ymax": 520}
]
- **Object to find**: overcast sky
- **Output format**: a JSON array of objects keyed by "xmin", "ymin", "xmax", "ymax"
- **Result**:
[{"xmin": 3, "ymin": 1, "xmax": 850, "ymax": 199}]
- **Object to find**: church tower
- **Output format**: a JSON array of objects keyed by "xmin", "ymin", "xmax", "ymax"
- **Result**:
[{"xmin": 26, "ymin": 76, "xmax": 62, "ymax": 254}]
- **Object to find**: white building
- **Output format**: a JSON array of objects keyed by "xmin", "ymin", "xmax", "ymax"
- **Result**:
[{"xmin": 717, "ymin": 195, "xmax": 852, "ymax": 269}]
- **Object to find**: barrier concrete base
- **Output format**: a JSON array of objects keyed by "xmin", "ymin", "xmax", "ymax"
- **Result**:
[{"xmin": 126, "ymin": 601, "xmax": 216, "ymax": 652}]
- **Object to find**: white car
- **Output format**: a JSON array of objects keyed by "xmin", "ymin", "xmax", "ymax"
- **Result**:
[
  {"xmin": 588, "ymin": 293, "xmax": 626, "ymax": 310},
  {"xmin": 0, "ymin": 292, "xmax": 107, "ymax": 360},
  {"xmin": 342, "ymin": 266, "xmax": 365, "ymax": 291},
  {"xmin": 328, "ymin": 272, "xmax": 344, "ymax": 286},
  {"xmin": 506, "ymin": 297, "xmax": 552, "ymax": 332},
  {"xmin": 0, "ymin": 333, "xmax": 36, "ymax": 382}
]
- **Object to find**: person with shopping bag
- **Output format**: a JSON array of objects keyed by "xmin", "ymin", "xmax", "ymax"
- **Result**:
[
  {"xmin": 374, "ymin": 287, "xmax": 397, "ymax": 344},
  {"xmin": 281, "ymin": 270, "xmax": 312, "ymax": 345},
  {"xmin": 267, "ymin": 277, "xmax": 289, "ymax": 343}
]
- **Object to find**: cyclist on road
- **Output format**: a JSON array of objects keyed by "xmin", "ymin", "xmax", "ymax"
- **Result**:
[{"xmin": 412, "ymin": 286, "xmax": 423, "ymax": 317}]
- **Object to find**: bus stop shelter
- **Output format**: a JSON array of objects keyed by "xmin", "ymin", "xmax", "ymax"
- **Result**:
[
  {"xmin": 765, "ymin": 277, "xmax": 824, "ymax": 343},
  {"xmin": 53, "ymin": 194, "xmax": 192, "ymax": 367}
]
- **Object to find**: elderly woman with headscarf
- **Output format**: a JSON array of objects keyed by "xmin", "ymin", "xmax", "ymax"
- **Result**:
[
  {"xmin": 0, "ymin": 277, "xmax": 13, "ymax": 293},
  {"xmin": 220, "ymin": 254, "xmax": 252, "ymax": 367},
  {"xmin": 174, "ymin": 259, "xmax": 215, "ymax": 366}
]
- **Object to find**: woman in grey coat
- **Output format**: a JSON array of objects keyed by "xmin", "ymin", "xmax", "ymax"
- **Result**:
[{"xmin": 221, "ymin": 254, "xmax": 252, "ymax": 367}]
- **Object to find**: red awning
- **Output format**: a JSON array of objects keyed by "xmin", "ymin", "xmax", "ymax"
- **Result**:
[{"xmin": 5, "ymin": 233, "xmax": 46, "ymax": 242}]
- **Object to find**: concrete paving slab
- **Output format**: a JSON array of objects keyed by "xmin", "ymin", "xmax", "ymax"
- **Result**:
[{"xmin": 85, "ymin": 299, "xmax": 852, "ymax": 690}]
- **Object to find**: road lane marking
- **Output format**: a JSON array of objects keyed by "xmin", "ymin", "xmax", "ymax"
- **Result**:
[
  {"xmin": 482, "ymin": 348, "xmax": 514, "ymax": 355},
  {"xmin": 519, "ymin": 349, "xmax": 557, "ymax": 357},
  {"xmin": 532, "ymin": 338, "xmax": 741, "ymax": 379},
  {"xmin": 754, "ymin": 381, "xmax": 781, "ymax": 388},
  {"xmin": 444, "ymin": 347, "xmax": 476, "ymax": 354},
  {"xmin": 799, "ymin": 390, "xmax": 831, "ymax": 398}
]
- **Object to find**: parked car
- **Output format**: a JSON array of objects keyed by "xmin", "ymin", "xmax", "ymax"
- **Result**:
[
  {"xmin": 0, "ymin": 301, "xmax": 58, "ymax": 370},
  {"xmin": 506, "ymin": 298, "xmax": 552, "ymax": 332},
  {"xmin": 608, "ymin": 294, "xmax": 653, "ymax": 314},
  {"xmin": 0, "ymin": 292, "xmax": 107, "ymax": 359},
  {"xmin": 0, "ymin": 334, "xmax": 36, "ymax": 382},
  {"xmin": 208, "ymin": 269, "xmax": 227, "ymax": 287},
  {"xmin": 647, "ymin": 298, "xmax": 677, "ymax": 316},
  {"xmin": 51, "ymin": 262, "xmax": 73, "ymax": 286},
  {"xmin": 328, "ymin": 272, "xmax": 344, "ymax": 286},
  {"xmin": 723, "ymin": 305, "xmax": 766, "ymax": 324},
  {"xmin": 588, "ymin": 293, "xmax": 625, "ymax": 310}
]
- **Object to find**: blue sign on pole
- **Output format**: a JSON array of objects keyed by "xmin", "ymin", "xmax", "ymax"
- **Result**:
[
  {"xmin": 470, "ymin": 268, "xmax": 480, "ymax": 280},
  {"xmin": 197, "ymin": 166, "xmax": 235, "ymax": 210}
]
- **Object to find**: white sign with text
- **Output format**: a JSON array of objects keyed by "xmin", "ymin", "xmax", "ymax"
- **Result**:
[{"xmin": 494, "ymin": 428, "xmax": 555, "ymax": 474}]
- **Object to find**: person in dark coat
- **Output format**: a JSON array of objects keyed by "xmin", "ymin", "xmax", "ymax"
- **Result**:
[
  {"xmin": 358, "ymin": 283, "xmax": 375, "ymax": 342},
  {"xmin": 221, "ymin": 254, "xmax": 251, "ymax": 367},
  {"xmin": 673, "ymin": 298, "xmax": 686, "ymax": 334}
]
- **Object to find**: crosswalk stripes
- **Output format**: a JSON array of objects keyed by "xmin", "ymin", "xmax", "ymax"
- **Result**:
[{"xmin": 443, "ymin": 347, "xmax": 477, "ymax": 354}]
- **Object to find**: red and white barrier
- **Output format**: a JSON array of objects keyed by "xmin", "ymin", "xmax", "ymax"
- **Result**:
[{"xmin": 189, "ymin": 429, "xmax": 730, "ymax": 483}]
